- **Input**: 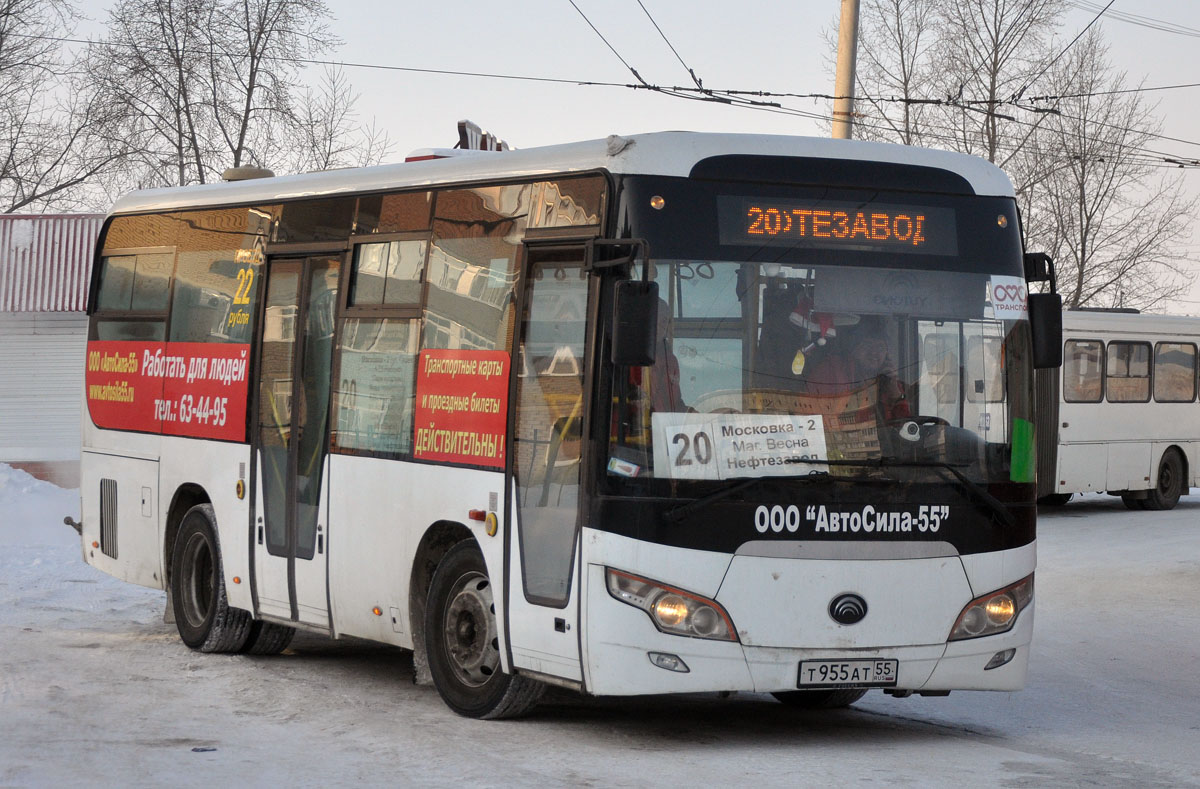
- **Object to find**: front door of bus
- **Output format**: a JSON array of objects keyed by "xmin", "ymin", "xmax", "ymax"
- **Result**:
[
  {"xmin": 253, "ymin": 256, "xmax": 339, "ymax": 627},
  {"xmin": 506, "ymin": 246, "xmax": 588, "ymax": 682}
]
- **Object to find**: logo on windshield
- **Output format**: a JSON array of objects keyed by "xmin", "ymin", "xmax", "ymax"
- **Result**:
[{"xmin": 829, "ymin": 593, "xmax": 868, "ymax": 625}]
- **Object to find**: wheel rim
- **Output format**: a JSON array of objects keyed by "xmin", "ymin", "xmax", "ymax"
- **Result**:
[
  {"xmin": 179, "ymin": 530, "xmax": 216, "ymax": 628},
  {"xmin": 1159, "ymin": 459, "xmax": 1177, "ymax": 496},
  {"xmin": 442, "ymin": 571, "xmax": 499, "ymax": 688}
]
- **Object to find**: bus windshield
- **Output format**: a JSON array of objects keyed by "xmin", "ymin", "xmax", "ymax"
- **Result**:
[{"xmin": 607, "ymin": 259, "xmax": 1034, "ymax": 487}]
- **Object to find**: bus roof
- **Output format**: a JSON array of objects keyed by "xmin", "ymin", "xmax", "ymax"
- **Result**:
[
  {"xmin": 107, "ymin": 131, "xmax": 1016, "ymax": 216},
  {"xmin": 1062, "ymin": 309, "xmax": 1200, "ymax": 336}
]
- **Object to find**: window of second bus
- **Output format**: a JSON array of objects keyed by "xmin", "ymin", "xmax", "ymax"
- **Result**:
[
  {"xmin": 1154, "ymin": 342, "xmax": 1196, "ymax": 403},
  {"xmin": 1063, "ymin": 339, "xmax": 1103, "ymax": 402},
  {"xmin": 1106, "ymin": 341, "xmax": 1151, "ymax": 402}
]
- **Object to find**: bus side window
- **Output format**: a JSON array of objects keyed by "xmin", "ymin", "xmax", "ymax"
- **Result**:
[
  {"xmin": 92, "ymin": 248, "xmax": 172, "ymax": 342},
  {"xmin": 161, "ymin": 207, "xmax": 276, "ymax": 345},
  {"xmin": 1153, "ymin": 342, "xmax": 1196, "ymax": 403},
  {"xmin": 331, "ymin": 318, "xmax": 420, "ymax": 456},
  {"xmin": 1106, "ymin": 341, "xmax": 1150, "ymax": 403},
  {"xmin": 423, "ymin": 185, "xmax": 526, "ymax": 353},
  {"xmin": 1063, "ymin": 340, "xmax": 1103, "ymax": 403}
]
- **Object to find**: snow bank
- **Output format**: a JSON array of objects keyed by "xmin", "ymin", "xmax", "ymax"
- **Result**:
[{"xmin": 0, "ymin": 463, "xmax": 80, "ymax": 547}]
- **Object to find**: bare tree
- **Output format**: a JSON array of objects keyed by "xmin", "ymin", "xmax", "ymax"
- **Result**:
[
  {"xmin": 845, "ymin": 0, "xmax": 941, "ymax": 146},
  {"xmin": 90, "ymin": 0, "xmax": 215, "ymax": 186},
  {"xmin": 1019, "ymin": 32, "xmax": 1195, "ymax": 310},
  {"xmin": 843, "ymin": 2, "xmax": 1193, "ymax": 309},
  {"xmin": 91, "ymin": 0, "xmax": 383, "ymax": 187},
  {"xmin": 841, "ymin": 0, "xmax": 1064, "ymax": 162},
  {"xmin": 933, "ymin": 0, "xmax": 1065, "ymax": 163},
  {"xmin": 205, "ymin": 0, "xmax": 338, "ymax": 171},
  {"xmin": 0, "ymin": 0, "xmax": 128, "ymax": 211},
  {"xmin": 292, "ymin": 66, "xmax": 392, "ymax": 172}
]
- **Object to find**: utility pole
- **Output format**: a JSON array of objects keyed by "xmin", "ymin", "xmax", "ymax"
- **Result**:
[{"xmin": 831, "ymin": 0, "xmax": 861, "ymax": 140}]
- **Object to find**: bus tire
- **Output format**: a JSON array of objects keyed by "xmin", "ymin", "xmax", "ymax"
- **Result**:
[
  {"xmin": 1145, "ymin": 450, "xmax": 1184, "ymax": 511},
  {"xmin": 241, "ymin": 620, "xmax": 296, "ymax": 655},
  {"xmin": 425, "ymin": 540, "xmax": 544, "ymax": 719},
  {"xmin": 772, "ymin": 688, "xmax": 868, "ymax": 709},
  {"xmin": 171, "ymin": 504, "xmax": 252, "ymax": 653},
  {"xmin": 1121, "ymin": 494, "xmax": 1146, "ymax": 510},
  {"xmin": 1038, "ymin": 493, "xmax": 1072, "ymax": 507}
]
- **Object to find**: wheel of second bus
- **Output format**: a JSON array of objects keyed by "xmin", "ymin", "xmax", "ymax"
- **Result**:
[
  {"xmin": 771, "ymin": 688, "xmax": 868, "ymax": 709},
  {"xmin": 1121, "ymin": 494, "xmax": 1146, "ymax": 510},
  {"xmin": 425, "ymin": 540, "xmax": 545, "ymax": 719},
  {"xmin": 170, "ymin": 504, "xmax": 253, "ymax": 653},
  {"xmin": 1145, "ymin": 450, "xmax": 1184, "ymax": 511}
]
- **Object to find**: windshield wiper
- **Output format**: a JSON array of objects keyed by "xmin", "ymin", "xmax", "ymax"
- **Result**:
[
  {"xmin": 875, "ymin": 458, "xmax": 1016, "ymax": 528},
  {"xmin": 664, "ymin": 470, "xmax": 830, "ymax": 524}
]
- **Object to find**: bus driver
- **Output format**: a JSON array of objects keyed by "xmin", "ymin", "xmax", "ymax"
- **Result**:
[{"xmin": 802, "ymin": 317, "xmax": 911, "ymax": 421}]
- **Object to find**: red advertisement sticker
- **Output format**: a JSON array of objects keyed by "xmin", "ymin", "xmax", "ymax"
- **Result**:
[
  {"xmin": 413, "ymin": 349, "xmax": 510, "ymax": 469},
  {"xmin": 85, "ymin": 341, "xmax": 251, "ymax": 441}
]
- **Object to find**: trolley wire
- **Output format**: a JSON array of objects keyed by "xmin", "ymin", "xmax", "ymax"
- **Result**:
[
  {"xmin": 1069, "ymin": 1, "xmax": 1200, "ymax": 38},
  {"xmin": 13, "ymin": 30, "xmax": 1200, "ymax": 169},
  {"xmin": 634, "ymin": 0, "xmax": 704, "ymax": 90},
  {"xmin": 1012, "ymin": 0, "xmax": 1115, "ymax": 103}
]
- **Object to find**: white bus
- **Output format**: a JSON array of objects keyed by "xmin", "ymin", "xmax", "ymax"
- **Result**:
[
  {"xmin": 1037, "ymin": 309, "xmax": 1200, "ymax": 510},
  {"xmin": 78, "ymin": 132, "xmax": 1061, "ymax": 718}
]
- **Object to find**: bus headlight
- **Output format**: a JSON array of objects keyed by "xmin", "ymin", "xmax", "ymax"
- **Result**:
[
  {"xmin": 949, "ymin": 574, "xmax": 1033, "ymax": 641},
  {"xmin": 606, "ymin": 568, "xmax": 738, "ymax": 641}
]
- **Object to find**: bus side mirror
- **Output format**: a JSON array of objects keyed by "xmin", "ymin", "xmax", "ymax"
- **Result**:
[
  {"xmin": 612, "ymin": 280, "xmax": 659, "ymax": 366},
  {"xmin": 1023, "ymin": 252, "xmax": 1054, "ymax": 284},
  {"xmin": 1029, "ymin": 292, "xmax": 1062, "ymax": 369}
]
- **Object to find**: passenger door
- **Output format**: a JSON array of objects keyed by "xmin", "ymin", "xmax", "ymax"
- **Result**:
[
  {"xmin": 253, "ymin": 256, "xmax": 340, "ymax": 626},
  {"xmin": 505, "ymin": 246, "xmax": 590, "ymax": 681}
]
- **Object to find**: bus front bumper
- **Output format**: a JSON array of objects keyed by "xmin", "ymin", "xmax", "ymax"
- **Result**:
[{"xmin": 583, "ymin": 563, "xmax": 1033, "ymax": 696}]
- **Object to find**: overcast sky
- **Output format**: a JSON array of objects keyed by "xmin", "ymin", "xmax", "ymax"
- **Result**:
[{"xmin": 74, "ymin": 0, "xmax": 1200, "ymax": 309}]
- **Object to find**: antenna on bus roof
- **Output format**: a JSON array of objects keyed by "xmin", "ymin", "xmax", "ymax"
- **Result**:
[{"xmin": 405, "ymin": 119, "xmax": 512, "ymax": 162}]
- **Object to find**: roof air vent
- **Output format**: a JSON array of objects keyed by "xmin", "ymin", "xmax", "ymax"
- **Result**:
[{"xmin": 221, "ymin": 166, "xmax": 274, "ymax": 181}]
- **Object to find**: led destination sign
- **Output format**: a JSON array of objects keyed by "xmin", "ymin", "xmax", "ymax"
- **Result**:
[{"xmin": 718, "ymin": 196, "xmax": 958, "ymax": 256}]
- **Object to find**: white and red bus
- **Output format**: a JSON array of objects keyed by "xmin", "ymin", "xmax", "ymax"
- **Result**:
[{"xmin": 79, "ymin": 132, "xmax": 1061, "ymax": 718}]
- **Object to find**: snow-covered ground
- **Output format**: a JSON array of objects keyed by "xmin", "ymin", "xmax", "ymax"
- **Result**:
[{"xmin": 2, "ymin": 462, "xmax": 1198, "ymax": 787}]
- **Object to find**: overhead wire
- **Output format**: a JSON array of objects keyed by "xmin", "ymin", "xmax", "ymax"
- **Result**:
[
  {"xmin": 13, "ymin": 27, "xmax": 1200, "ymax": 169},
  {"xmin": 1069, "ymin": 1, "xmax": 1200, "ymax": 38},
  {"xmin": 1012, "ymin": 0, "xmax": 1115, "ymax": 103},
  {"xmin": 564, "ymin": 0, "xmax": 644, "ymax": 84},
  {"xmin": 634, "ymin": 0, "xmax": 704, "ymax": 90}
]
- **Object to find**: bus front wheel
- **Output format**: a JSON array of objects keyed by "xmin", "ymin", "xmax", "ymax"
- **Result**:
[
  {"xmin": 170, "ymin": 504, "xmax": 252, "ymax": 652},
  {"xmin": 425, "ymin": 540, "xmax": 544, "ymax": 719},
  {"xmin": 1145, "ymin": 450, "xmax": 1185, "ymax": 511}
]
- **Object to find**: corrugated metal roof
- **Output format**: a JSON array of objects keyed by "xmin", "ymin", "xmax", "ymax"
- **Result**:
[{"xmin": 0, "ymin": 213, "xmax": 103, "ymax": 312}]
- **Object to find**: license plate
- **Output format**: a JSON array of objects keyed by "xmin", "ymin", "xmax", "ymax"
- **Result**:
[{"xmin": 797, "ymin": 659, "xmax": 898, "ymax": 688}]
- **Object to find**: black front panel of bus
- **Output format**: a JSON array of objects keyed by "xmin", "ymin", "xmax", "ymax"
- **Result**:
[
  {"xmin": 614, "ymin": 175, "xmax": 1025, "ymax": 277},
  {"xmin": 580, "ymin": 172, "xmax": 1035, "ymax": 557},
  {"xmin": 588, "ymin": 482, "xmax": 1036, "ymax": 556}
]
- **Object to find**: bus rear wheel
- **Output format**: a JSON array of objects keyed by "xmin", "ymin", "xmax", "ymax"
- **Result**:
[
  {"xmin": 171, "ymin": 504, "xmax": 252, "ymax": 653},
  {"xmin": 1038, "ymin": 493, "xmax": 1072, "ymax": 507},
  {"xmin": 1121, "ymin": 494, "xmax": 1146, "ymax": 510},
  {"xmin": 1145, "ymin": 450, "xmax": 1185, "ymax": 511},
  {"xmin": 425, "ymin": 540, "xmax": 544, "ymax": 719},
  {"xmin": 241, "ymin": 620, "xmax": 296, "ymax": 655},
  {"xmin": 772, "ymin": 689, "xmax": 868, "ymax": 709}
]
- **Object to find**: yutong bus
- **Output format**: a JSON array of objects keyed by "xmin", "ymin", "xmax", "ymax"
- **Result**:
[{"xmin": 78, "ymin": 132, "xmax": 1062, "ymax": 718}]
